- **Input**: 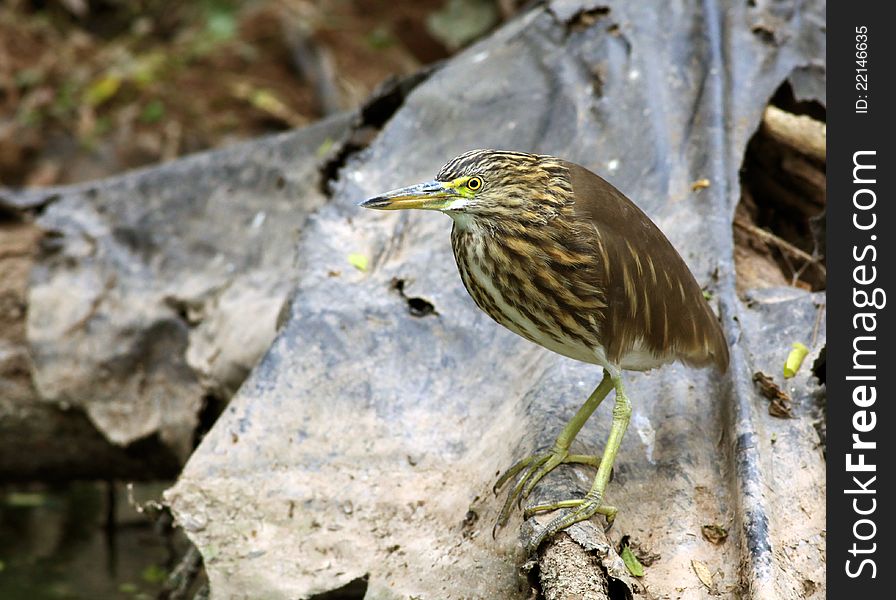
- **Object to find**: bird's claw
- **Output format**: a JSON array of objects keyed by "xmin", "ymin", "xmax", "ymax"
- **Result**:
[
  {"xmin": 492, "ymin": 449, "xmax": 603, "ymax": 535},
  {"xmin": 523, "ymin": 492, "xmax": 617, "ymax": 555},
  {"xmin": 492, "ymin": 453, "xmax": 544, "ymax": 496},
  {"xmin": 492, "ymin": 452, "xmax": 554, "ymax": 535}
]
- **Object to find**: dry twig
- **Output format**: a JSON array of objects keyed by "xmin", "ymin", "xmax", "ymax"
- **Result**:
[{"xmin": 733, "ymin": 216, "xmax": 826, "ymax": 280}]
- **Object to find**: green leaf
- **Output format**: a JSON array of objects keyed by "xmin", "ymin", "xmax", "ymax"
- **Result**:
[
  {"xmin": 316, "ymin": 137, "xmax": 335, "ymax": 159},
  {"xmin": 250, "ymin": 89, "xmax": 286, "ymax": 115},
  {"xmin": 348, "ymin": 253, "xmax": 369, "ymax": 272},
  {"xmin": 141, "ymin": 563, "xmax": 167, "ymax": 584},
  {"xmin": 84, "ymin": 74, "xmax": 122, "ymax": 107},
  {"xmin": 140, "ymin": 100, "xmax": 165, "ymax": 124},
  {"xmin": 783, "ymin": 342, "xmax": 809, "ymax": 378},
  {"xmin": 620, "ymin": 543, "xmax": 644, "ymax": 577},
  {"xmin": 230, "ymin": 82, "xmax": 301, "ymax": 126}
]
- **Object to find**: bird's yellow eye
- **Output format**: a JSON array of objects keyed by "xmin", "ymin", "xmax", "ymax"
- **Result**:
[{"xmin": 467, "ymin": 177, "xmax": 483, "ymax": 191}]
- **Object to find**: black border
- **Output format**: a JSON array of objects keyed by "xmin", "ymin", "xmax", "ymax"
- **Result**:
[{"xmin": 828, "ymin": 3, "xmax": 895, "ymax": 595}]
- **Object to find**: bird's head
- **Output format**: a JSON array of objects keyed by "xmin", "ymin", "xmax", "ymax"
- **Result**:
[{"xmin": 359, "ymin": 149, "xmax": 572, "ymax": 227}]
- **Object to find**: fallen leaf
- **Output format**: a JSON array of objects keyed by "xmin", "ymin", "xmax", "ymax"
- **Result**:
[
  {"xmin": 752, "ymin": 371, "xmax": 793, "ymax": 418},
  {"xmin": 621, "ymin": 543, "xmax": 645, "ymax": 577},
  {"xmin": 784, "ymin": 341, "xmax": 810, "ymax": 378},
  {"xmin": 691, "ymin": 178, "xmax": 711, "ymax": 190},
  {"xmin": 692, "ymin": 559, "xmax": 713, "ymax": 590},
  {"xmin": 348, "ymin": 253, "xmax": 369, "ymax": 271},
  {"xmin": 624, "ymin": 537, "xmax": 662, "ymax": 566},
  {"xmin": 230, "ymin": 82, "xmax": 306, "ymax": 127},
  {"xmin": 84, "ymin": 74, "xmax": 122, "ymax": 107},
  {"xmin": 701, "ymin": 524, "xmax": 728, "ymax": 545},
  {"xmin": 752, "ymin": 371, "xmax": 789, "ymax": 401},
  {"xmin": 769, "ymin": 397, "xmax": 793, "ymax": 418}
]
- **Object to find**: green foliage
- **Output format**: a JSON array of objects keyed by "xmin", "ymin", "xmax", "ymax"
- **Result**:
[
  {"xmin": 119, "ymin": 582, "xmax": 140, "ymax": 594},
  {"xmin": 52, "ymin": 80, "xmax": 79, "ymax": 118},
  {"xmin": 203, "ymin": 0, "xmax": 239, "ymax": 44},
  {"xmin": 366, "ymin": 26, "xmax": 396, "ymax": 49},
  {"xmin": 140, "ymin": 99, "xmax": 166, "ymax": 123},
  {"xmin": 83, "ymin": 74, "xmax": 122, "ymax": 107},
  {"xmin": 206, "ymin": 10, "xmax": 237, "ymax": 42},
  {"xmin": 426, "ymin": 0, "xmax": 499, "ymax": 50},
  {"xmin": 141, "ymin": 564, "xmax": 167, "ymax": 584},
  {"xmin": 620, "ymin": 543, "xmax": 645, "ymax": 577}
]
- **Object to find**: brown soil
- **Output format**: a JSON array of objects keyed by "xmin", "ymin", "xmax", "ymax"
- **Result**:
[
  {"xmin": 0, "ymin": 218, "xmax": 41, "ymax": 403},
  {"xmin": 0, "ymin": 0, "xmax": 454, "ymax": 187}
]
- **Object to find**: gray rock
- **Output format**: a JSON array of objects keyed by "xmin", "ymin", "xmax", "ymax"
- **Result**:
[
  {"xmin": 24, "ymin": 114, "xmax": 351, "ymax": 462},
  {"xmin": 166, "ymin": 0, "xmax": 825, "ymax": 598}
]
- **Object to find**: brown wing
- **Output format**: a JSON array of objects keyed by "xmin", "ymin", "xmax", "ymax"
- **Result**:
[{"xmin": 562, "ymin": 161, "xmax": 729, "ymax": 372}]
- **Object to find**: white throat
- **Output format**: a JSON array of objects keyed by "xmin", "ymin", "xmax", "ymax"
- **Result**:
[{"xmin": 447, "ymin": 210, "xmax": 477, "ymax": 231}]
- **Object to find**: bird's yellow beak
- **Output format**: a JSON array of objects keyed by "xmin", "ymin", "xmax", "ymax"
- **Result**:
[{"xmin": 359, "ymin": 180, "xmax": 459, "ymax": 211}]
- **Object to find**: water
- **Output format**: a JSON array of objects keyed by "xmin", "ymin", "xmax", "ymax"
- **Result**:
[{"xmin": 0, "ymin": 481, "xmax": 192, "ymax": 600}]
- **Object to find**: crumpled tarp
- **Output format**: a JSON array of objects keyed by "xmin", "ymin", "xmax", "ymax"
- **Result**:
[
  {"xmin": 24, "ymin": 116, "xmax": 351, "ymax": 459},
  {"xmin": 162, "ymin": 1, "xmax": 825, "ymax": 597}
]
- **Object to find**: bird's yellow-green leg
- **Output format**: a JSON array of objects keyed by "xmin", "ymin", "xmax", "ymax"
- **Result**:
[
  {"xmin": 493, "ymin": 371, "xmax": 614, "ymax": 534},
  {"xmin": 524, "ymin": 371, "xmax": 632, "ymax": 554}
]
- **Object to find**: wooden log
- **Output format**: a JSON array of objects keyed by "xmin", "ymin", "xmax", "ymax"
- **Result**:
[{"xmin": 761, "ymin": 105, "xmax": 826, "ymax": 164}]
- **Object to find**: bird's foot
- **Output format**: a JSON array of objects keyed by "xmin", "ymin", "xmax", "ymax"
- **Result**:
[
  {"xmin": 492, "ymin": 449, "xmax": 602, "ymax": 535},
  {"xmin": 523, "ymin": 491, "xmax": 617, "ymax": 555}
]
